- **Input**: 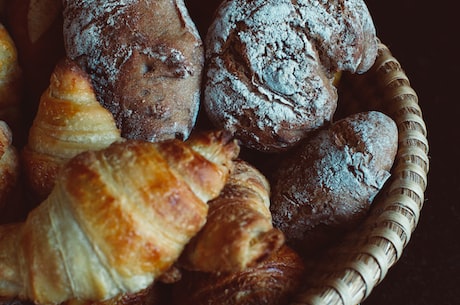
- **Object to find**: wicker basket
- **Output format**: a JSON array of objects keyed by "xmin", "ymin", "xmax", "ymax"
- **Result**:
[{"xmin": 290, "ymin": 41, "xmax": 429, "ymax": 305}]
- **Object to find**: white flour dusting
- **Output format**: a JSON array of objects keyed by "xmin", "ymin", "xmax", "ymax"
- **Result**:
[
  {"xmin": 270, "ymin": 111, "xmax": 398, "ymax": 242},
  {"xmin": 204, "ymin": 0, "xmax": 377, "ymax": 151}
]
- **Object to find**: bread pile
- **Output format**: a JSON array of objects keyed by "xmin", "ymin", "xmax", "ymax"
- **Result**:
[{"xmin": 0, "ymin": 1, "xmax": 398, "ymax": 305}]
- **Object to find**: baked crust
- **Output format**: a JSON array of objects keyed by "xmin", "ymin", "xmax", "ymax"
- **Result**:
[
  {"xmin": 62, "ymin": 0, "xmax": 204, "ymax": 142},
  {"xmin": 270, "ymin": 111, "xmax": 398, "ymax": 253},
  {"xmin": 0, "ymin": 122, "xmax": 19, "ymax": 213},
  {"xmin": 21, "ymin": 58, "xmax": 121, "ymax": 201},
  {"xmin": 172, "ymin": 245, "xmax": 305, "ymax": 305},
  {"xmin": 0, "ymin": 131, "xmax": 239, "ymax": 304},
  {"xmin": 181, "ymin": 159, "xmax": 285, "ymax": 273},
  {"xmin": 204, "ymin": 0, "xmax": 377, "ymax": 152}
]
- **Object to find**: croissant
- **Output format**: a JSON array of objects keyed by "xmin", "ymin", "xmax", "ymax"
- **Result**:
[
  {"xmin": 181, "ymin": 159, "xmax": 285, "ymax": 272},
  {"xmin": 0, "ymin": 121, "xmax": 20, "ymax": 213},
  {"xmin": 0, "ymin": 285, "xmax": 165, "ymax": 305},
  {"xmin": 62, "ymin": 283, "xmax": 167, "ymax": 305},
  {"xmin": 0, "ymin": 23, "xmax": 24, "ymax": 144},
  {"xmin": 0, "ymin": 130, "xmax": 239, "ymax": 305},
  {"xmin": 172, "ymin": 245, "xmax": 306, "ymax": 305},
  {"xmin": 21, "ymin": 58, "xmax": 122, "ymax": 201}
]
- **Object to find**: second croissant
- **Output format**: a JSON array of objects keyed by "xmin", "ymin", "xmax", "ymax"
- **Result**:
[{"xmin": 21, "ymin": 58, "xmax": 122, "ymax": 201}]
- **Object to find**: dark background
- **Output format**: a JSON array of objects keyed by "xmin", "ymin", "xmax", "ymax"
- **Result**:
[
  {"xmin": 2, "ymin": 1, "xmax": 457, "ymax": 304},
  {"xmin": 361, "ymin": 1, "xmax": 459, "ymax": 304}
]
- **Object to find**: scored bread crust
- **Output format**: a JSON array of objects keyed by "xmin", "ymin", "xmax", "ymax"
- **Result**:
[
  {"xmin": 62, "ymin": 0, "xmax": 204, "ymax": 142},
  {"xmin": 204, "ymin": 0, "xmax": 378, "ymax": 152},
  {"xmin": 270, "ymin": 111, "xmax": 398, "ymax": 253}
]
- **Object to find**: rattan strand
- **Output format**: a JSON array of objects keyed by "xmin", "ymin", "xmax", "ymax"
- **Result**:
[{"xmin": 291, "ymin": 41, "xmax": 429, "ymax": 305}]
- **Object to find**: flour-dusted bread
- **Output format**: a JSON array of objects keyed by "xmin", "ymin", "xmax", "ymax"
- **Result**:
[
  {"xmin": 204, "ymin": 0, "xmax": 378, "ymax": 152},
  {"xmin": 270, "ymin": 111, "xmax": 398, "ymax": 253},
  {"xmin": 62, "ymin": 0, "xmax": 204, "ymax": 142}
]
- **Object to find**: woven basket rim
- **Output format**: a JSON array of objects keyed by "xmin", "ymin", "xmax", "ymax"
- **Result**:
[{"xmin": 290, "ymin": 41, "xmax": 429, "ymax": 305}]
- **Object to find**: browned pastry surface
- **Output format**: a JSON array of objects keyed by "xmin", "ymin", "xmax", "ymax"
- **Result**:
[
  {"xmin": 0, "ymin": 121, "xmax": 19, "ymax": 213},
  {"xmin": 0, "ymin": 131, "xmax": 239, "ymax": 305},
  {"xmin": 0, "ymin": 23, "xmax": 24, "ymax": 145},
  {"xmin": 21, "ymin": 58, "xmax": 121, "ymax": 202},
  {"xmin": 172, "ymin": 245, "xmax": 305, "ymax": 305},
  {"xmin": 180, "ymin": 159, "xmax": 284, "ymax": 273},
  {"xmin": 63, "ymin": 284, "xmax": 168, "ymax": 305},
  {"xmin": 62, "ymin": 0, "xmax": 204, "ymax": 142}
]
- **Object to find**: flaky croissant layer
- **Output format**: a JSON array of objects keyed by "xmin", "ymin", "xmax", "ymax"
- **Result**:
[
  {"xmin": 22, "ymin": 58, "xmax": 122, "ymax": 201},
  {"xmin": 181, "ymin": 160, "xmax": 285, "ymax": 273},
  {"xmin": 0, "ymin": 131, "xmax": 239, "ymax": 305}
]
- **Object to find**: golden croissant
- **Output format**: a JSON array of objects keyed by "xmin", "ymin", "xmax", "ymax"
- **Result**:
[
  {"xmin": 0, "ymin": 120, "xmax": 20, "ymax": 213},
  {"xmin": 22, "ymin": 58, "xmax": 122, "ymax": 201},
  {"xmin": 172, "ymin": 245, "xmax": 305, "ymax": 305},
  {"xmin": 0, "ymin": 23, "xmax": 23, "ymax": 144},
  {"xmin": 0, "ymin": 130, "xmax": 239, "ymax": 305},
  {"xmin": 181, "ymin": 160, "xmax": 285, "ymax": 272},
  {"xmin": 62, "ymin": 283, "xmax": 166, "ymax": 305}
]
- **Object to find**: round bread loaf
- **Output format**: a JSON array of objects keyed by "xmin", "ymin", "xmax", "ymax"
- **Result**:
[
  {"xmin": 204, "ymin": 0, "xmax": 378, "ymax": 152},
  {"xmin": 270, "ymin": 111, "xmax": 398, "ymax": 253},
  {"xmin": 62, "ymin": 0, "xmax": 204, "ymax": 142}
]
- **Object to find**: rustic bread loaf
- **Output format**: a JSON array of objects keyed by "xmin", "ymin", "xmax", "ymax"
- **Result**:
[
  {"xmin": 204, "ymin": 0, "xmax": 378, "ymax": 152},
  {"xmin": 270, "ymin": 111, "xmax": 398, "ymax": 253},
  {"xmin": 62, "ymin": 0, "xmax": 204, "ymax": 142}
]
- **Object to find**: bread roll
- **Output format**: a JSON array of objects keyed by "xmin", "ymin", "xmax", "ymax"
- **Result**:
[
  {"xmin": 62, "ymin": 0, "xmax": 204, "ymax": 142},
  {"xmin": 270, "ymin": 111, "xmax": 398, "ymax": 253},
  {"xmin": 203, "ymin": 0, "xmax": 378, "ymax": 152}
]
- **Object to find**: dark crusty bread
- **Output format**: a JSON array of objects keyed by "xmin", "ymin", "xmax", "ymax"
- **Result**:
[
  {"xmin": 203, "ymin": 0, "xmax": 378, "ymax": 152},
  {"xmin": 62, "ymin": 0, "xmax": 204, "ymax": 142},
  {"xmin": 270, "ymin": 111, "xmax": 398, "ymax": 254}
]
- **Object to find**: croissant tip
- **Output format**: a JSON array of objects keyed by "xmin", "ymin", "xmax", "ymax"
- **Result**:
[
  {"xmin": 49, "ymin": 57, "xmax": 94, "ymax": 97},
  {"xmin": 0, "ymin": 121, "xmax": 13, "ymax": 146},
  {"xmin": 249, "ymin": 228, "xmax": 286, "ymax": 267}
]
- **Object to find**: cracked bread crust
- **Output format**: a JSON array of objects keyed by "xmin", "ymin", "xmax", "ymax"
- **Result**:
[
  {"xmin": 204, "ymin": 0, "xmax": 377, "ymax": 152},
  {"xmin": 63, "ymin": 0, "xmax": 204, "ymax": 142},
  {"xmin": 269, "ymin": 111, "xmax": 398, "ymax": 253}
]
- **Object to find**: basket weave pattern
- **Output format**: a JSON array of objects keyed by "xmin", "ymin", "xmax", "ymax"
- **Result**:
[{"xmin": 291, "ymin": 41, "xmax": 429, "ymax": 305}]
